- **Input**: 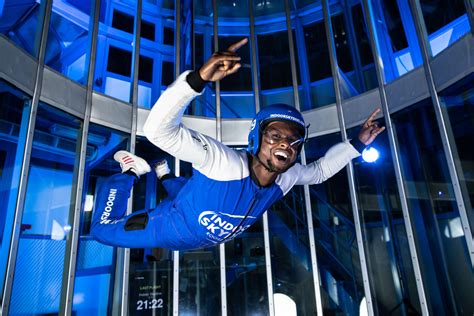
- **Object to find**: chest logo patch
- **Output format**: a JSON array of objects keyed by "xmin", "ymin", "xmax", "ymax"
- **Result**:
[{"xmin": 198, "ymin": 211, "xmax": 255, "ymax": 243}]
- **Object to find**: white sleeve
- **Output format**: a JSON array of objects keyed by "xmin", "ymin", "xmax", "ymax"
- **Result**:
[
  {"xmin": 277, "ymin": 141, "xmax": 360, "ymax": 194},
  {"xmin": 143, "ymin": 71, "xmax": 245, "ymax": 178}
]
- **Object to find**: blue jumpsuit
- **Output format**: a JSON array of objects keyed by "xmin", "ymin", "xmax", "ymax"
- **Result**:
[{"xmin": 91, "ymin": 71, "xmax": 361, "ymax": 250}]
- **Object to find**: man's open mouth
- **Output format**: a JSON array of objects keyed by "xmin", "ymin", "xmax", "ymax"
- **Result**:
[{"xmin": 274, "ymin": 150, "xmax": 289, "ymax": 162}]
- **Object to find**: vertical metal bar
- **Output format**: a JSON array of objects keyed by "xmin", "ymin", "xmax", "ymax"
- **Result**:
[
  {"xmin": 173, "ymin": 2, "xmax": 181, "ymax": 313},
  {"xmin": 283, "ymin": 0, "xmax": 323, "ymax": 314},
  {"xmin": 248, "ymin": 0, "xmax": 261, "ymax": 113},
  {"xmin": 341, "ymin": 0, "xmax": 366, "ymax": 92},
  {"xmin": 173, "ymin": 158, "xmax": 180, "ymax": 315},
  {"xmin": 212, "ymin": 1, "xmax": 227, "ymax": 315},
  {"xmin": 118, "ymin": 1, "xmax": 143, "ymax": 314},
  {"xmin": 321, "ymin": 0, "xmax": 375, "ymax": 314},
  {"xmin": 175, "ymin": 0, "xmax": 181, "ymax": 76},
  {"xmin": 463, "ymin": 0, "xmax": 474, "ymax": 34},
  {"xmin": 409, "ymin": 0, "xmax": 474, "ymax": 267},
  {"xmin": 1, "ymin": 0, "xmax": 53, "ymax": 314},
  {"xmin": 248, "ymin": 1, "xmax": 273, "ymax": 314},
  {"xmin": 361, "ymin": 0, "xmax": 429, "ymax": 314},
  {"xmin": 262, "ymin": 213, "xmax": 275, "ymax": 316},
  {"xmin": 59, "ymin": 0, "xmax": 101, "ymax": 314}
]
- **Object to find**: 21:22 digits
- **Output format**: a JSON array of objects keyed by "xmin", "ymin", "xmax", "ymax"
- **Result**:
[{"xmin": 136, "ymin": 299, "xmax": 164, "ymax": 310}]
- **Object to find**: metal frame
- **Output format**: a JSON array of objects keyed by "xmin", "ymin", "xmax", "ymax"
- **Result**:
[
  {"xmin": 321, "ymin": 0, "xmax": 375, "ymax": 314},
  {"xmin": 408, "ymin": 0, "xmax": 474, "ymax": 269},
  {"xmin": 116, "ymin": 1, "xmax": 143, "ymax": 314},
  {"xmin": 283, "ymin": 0, "xmax": 324, "ymax": 314},
  {"xmin": 210, "ymin": 1, "xmax": 228, "ymax": 315},
  {"xmin": 59, "ymin": 0, "xmax": 101, "ymax": 314},
  {"xmin": 248, "ymin": 1, "xmax": 276, "ymax": 315},
  {"xmin": 0, "ymin": 1, "xmax": 53, "ymax": 314},
  {"xmin": 361, "ymin": 0, "xmax": 429, "ymax": 314},
  {"xmin": 173, "ymin": 1, "xmax": 182, "ymax": 315},
  {"xmin": 463, "ymin": 0, "xmax": 474, "ymax": 34}
]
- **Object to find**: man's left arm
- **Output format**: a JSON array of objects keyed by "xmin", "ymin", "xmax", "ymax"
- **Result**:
[{"xmin": 292, "ymin": 108, "xmax": 385, "ymax": 185}]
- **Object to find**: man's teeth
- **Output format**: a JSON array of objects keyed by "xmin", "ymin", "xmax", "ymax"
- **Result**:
[{"xmin": 274, "ymin": 151, "xmax": 288, "ymax": 159}]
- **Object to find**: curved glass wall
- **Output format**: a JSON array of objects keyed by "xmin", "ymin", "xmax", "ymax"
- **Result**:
[
  {"xmin": 392, "ymin": 99, "xmax": 474, "ymax": 315},
  {"xmin": 72, "ymin": 124, "xmax": 129, "ymax": 315},
  {"xmin": 178, "ymin": 160, "xmax": 222, "ymax": 315},
  {"xmin": 306, "ymin": 132, "xmax": 363, "ymax": 314},
  {"xmin": 44, "ymin": 0, "xmax": 93, "ymax": 85},
  {"xmin": 92, "ymin": 0, "xmax": 138, "ymax": 103},
  {"xmin": 129, "ymin": 139, "xmax": 175, "ymax": 314},
  {"xmin": 0, "ymin": 0, "xmax": 47, "ymax": 59},
  {"xmin": 137, "ymin": 2, "xmax": 175, "ymax": 108},
  {"xmin": 9, "ymin": 103, "xmax": 81, "ymax": 314},
  {"xmin": 439, "ymin": 75, "xmax": 474, "ymax": 234},
  {"xmin": 365, "ymin": 0, "xmax": 423, "ymax": 82},
  {"xmin": 347, "ymin": 124, "xmax": 421, "ymax": 315},
  {"xmin": 419, "ymin": 0, "xmax": 470, "ymax": 56},
  {"xmin": 1, "ymin": 0, "xmax": 474, "ymax": 315},
  {"xmin": 0, "ymin": 81, "xmax": 30, "ymax": 300},
  {"xmin": 329, "ymin": 1, "xmax": 379, "ymax": 97}
]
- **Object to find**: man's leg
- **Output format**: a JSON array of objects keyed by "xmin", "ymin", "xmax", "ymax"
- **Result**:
[
  {"xmin": 154, "ymin": 160, "xmax": 188, "ymax": 200},
  {"xmin": 91, "ymin": 150, "xmax": 161, "ymax": 248}
]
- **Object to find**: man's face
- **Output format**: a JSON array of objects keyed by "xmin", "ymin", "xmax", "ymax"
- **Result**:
[{"xmin": 257, "ymin": 121, "xmax": 303, "ymax": 173}]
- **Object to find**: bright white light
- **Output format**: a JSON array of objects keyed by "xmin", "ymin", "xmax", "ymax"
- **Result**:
[
  {"xmin": 274, "ymin": 293, "xmax": 296, "ymax": 316},
  {"xmin": 85, "ymin": 194, "xmax": 94, "ymax": 212},
  {"xmin": 362, "ymin": 147, "xmax": 379, "ymax": 163},
  {"xmin": 360, "ymin": 297, "xmax": 368, "ymax": 316},
  {"xmin": 51, "ymin": 220, "xmax": 65, "ymax": 240},
  {"xmin": 443, "ymin": 217, "xmax": 465, "ymax": 239}
]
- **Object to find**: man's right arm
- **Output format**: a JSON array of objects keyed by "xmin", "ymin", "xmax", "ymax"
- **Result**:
[{"xmin": 143, "ymin": 71, "xmax": 210, "ymax": 168}]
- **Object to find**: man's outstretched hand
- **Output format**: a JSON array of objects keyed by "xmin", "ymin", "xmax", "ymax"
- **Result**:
[
  {"xmin": 358, "ymin": 108, "xmax": 386, "ymax": 145},
  {"xmin": 199, "ymin": 38, "xmax": 248, "ymax": 82}
]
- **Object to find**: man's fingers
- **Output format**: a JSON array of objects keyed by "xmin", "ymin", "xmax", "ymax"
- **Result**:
[
  {"xmin": 226, "ymin": 63, "xmax": 241, "ymax": 75},
  {"xmin": 227, "ymin": 38, "xmax": 248, "ymax": 52}
]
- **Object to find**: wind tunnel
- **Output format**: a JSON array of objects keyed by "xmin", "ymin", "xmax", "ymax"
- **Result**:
[{"xmin": 0, "ymin": 0, "xmax": 473, "ymax": 315}]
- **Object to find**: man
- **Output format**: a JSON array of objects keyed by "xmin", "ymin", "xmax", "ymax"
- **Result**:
[{"xmin": 91, "ymin": 39, "xmax": 385, "ymax": 250}]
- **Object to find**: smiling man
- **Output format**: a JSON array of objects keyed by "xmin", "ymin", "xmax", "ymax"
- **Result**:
[{"xmin": 91, "ymin": 39, "xmax": 385, "ymax": 250}]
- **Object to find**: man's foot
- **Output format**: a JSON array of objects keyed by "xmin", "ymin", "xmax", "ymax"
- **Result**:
[
  {"xmin": 154, "ymin": 160, "xmax": 170, "ymax": 180},
  {"xmin": 114, "ymin": 150, "xmax": 151, "ymax": 177}
]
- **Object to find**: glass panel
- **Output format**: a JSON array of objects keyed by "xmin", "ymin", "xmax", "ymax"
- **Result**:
[
  {"xmin": 420, "ymin": 0, "xmax": 470, "ymax": 56},
  {"xmin": 306, "ymin": 132, "xmax": 364, "ymax": 314},
  {"xmin": 93, "ymin": 0, "xmax": 138, "ymax": 103},
  {"xmin": 287, "ymin": 0, "xmax": 334, "ymax": 111},
  {"xmin": 0, "ymin": 81, "xmax": 30, "ymax": 300},
  {"xmin": 217, "ymin": 0, "xmax": 255, "ymax": 119},
  {"xmin": 223, "ymin": 145, "xmax": 268, "ymax": 315},
  {"xmin": 185, "ymin": 0, "xmax": 216, "ymax": 117},
  {"xmin": 137, "ymin": 1, "xmax": 175, "ymax": 108},
  {"xmin": 365, "ymin": 0, "xmax": 423, "ymax": 81},
  {"xmin": 439, "ymin": 74, "xmax": 474, "ymax": 234},
  {"xmin": 178, "ymin": 161, "xmax": 221, "ymax": 314},
  {"xmin": 0, "ymin": 0, "xmax": 47, "ymax": 58},
  {"xmin": 329, "ymin": 2, "xmax": 379, "ymax": 98},
  {"xmin": 225, "ymin": 220, "xmax": 269, "ymax": 315},
  {"xmin": 268, "ymin": 184, "xmax": 316, "ymax": 314},
  {"xmin": 127, "ymin": 138, "xmax": 176, "ymax": 315},
  {"xmin": 72, "ymin": 123, "xmax": 129, "ymax": 315},
  {"xmin": 392, "ymin": 100, "xmax": 474, "ymax": 314},
  {"xmin": 347, "ymin": 123, "xmax": 422, "ymax": 315},
  {"xmin": 44, "ymin": 0, "xmax": 93, "ymax": 85},
  {"xmin": 9, "ymin": 103, "xmax": 81, "ymax": 314},
  {"xmin": 254, "ymin": 0, "xmax": 298, "ymax": 109}
]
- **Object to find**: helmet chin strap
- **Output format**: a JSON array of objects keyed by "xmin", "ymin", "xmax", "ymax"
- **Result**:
[{"xmin": 254, "ymin": 154, "xmax": 277, "ymax": 173}]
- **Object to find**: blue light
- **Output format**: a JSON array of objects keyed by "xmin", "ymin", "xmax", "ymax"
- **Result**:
[{"xmin": 362, "ymin": 147, "xmax": 380, "ymax": 163}]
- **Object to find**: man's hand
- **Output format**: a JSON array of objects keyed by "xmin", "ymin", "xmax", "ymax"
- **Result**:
[
  {"xmin": 358, "ymin": 108, "xmax": 386, "ymax": 145},
  {"xmin": 199, "ymin": 38, "xmax": 248, "ymax": 82}
]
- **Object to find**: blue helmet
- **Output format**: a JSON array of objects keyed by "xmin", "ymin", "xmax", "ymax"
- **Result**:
[{"xmin": 247, "ymin": 104, "xmax": 306, "ymax": 156}]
